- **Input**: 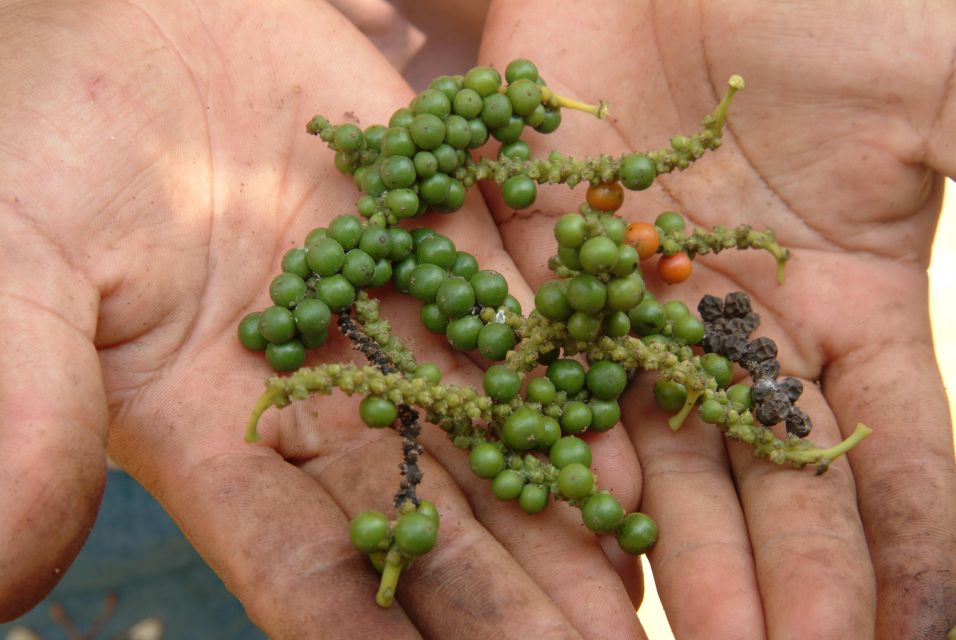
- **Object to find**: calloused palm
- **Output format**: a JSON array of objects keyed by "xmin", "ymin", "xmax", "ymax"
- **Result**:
[
  {"xmin": 481, "ymin": 1, "xmax": 956, "ymax": 638},
  {"xmin": 0, "ymin": 2, "xmax": 661, "ymax": 638}
]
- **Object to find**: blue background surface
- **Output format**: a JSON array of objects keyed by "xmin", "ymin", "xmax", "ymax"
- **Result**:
[{"xmin": 1, "ymin": 470, "xmax": 265, "ymax": 640}]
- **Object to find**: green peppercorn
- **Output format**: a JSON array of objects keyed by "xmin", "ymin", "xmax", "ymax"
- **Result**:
[
  {"xmin": 483, "ymin": 365, "xmax": 521, "ymax": 403},
  {"xmin": 281, "ymin": 247, "xmax": 312, "ymax": 279},
  {"xmin": 388, "ymin": 108, "xmax": 415, "ymax": 129},
  {"xmin": 505, "ymin": 58, "xmax": 539, "ymax": 83},
  {"xmin": 293, "ymin": 298, "xmax": 332, "ymax": 336},
  {"xmin": 416, "ymin": 235, "xmax": 457, "ymax": 270},
  {"xmin": 554, "ymin": 213, "xmax": 587, "ymax": 249},
  {"xmin": 537, "ymin": 416, "xmax": 561, "ymax": 451},
  {"xmin": 663, "ymin": 299, "xmax": 690, "ymax": 321},
  {"xmin": 534, "ymin": 281, "xmax": 573, "ymax": 321},
  {"xmin": 477, "ymin": 322, "xmax": 517, "ymax": 361},
  {"xmin": 409, "ymin": 263, "xmax": 448, "ymax": 303},
  {"xmin": 328, "ymin": 214, "xmax": 364, "ymax": 250},
  {"xmin": 579, "ymin": 236, "xmax": 619, "ymax": 274},
  {"xmin": 446, "ymin": 315, "xmax": 483, "ymax": 351},
  {"xmin": 519, "ymin": 484, "xmax": 550, "ymax": 514},
  {"xmin": 616, "ymin": 512, "xmax": 657, "ymax": 555},
  {"xmin": 410, "ymin": 113, "xmax": 447, "ymax": 150},
  {"xmin": 526, "ymin": 376, "xmax": 557, "ymax": 404},
  {"xmin": 601, "ymin": 311, "xmax": 632, "ymax": 338},
  {"xmin": 420, "ymin": 302, "xmax": 450, "ymax": 334},
  {"xmin": 586, "ymin": 360, "xmax": 628, "ymax": 400},
  {"xmin": 436, "ymin": 276, "xmax": 476, "ymax": 319},
  {"xmin": 447, "ymin": 252, "xmax": 479, "ymax": 281},
  {"xmin": 470, "ymin": 270, "xmax": 509, "ymax": 308},
  {"xmin": 315, "ymin": 274, "xmax": 356, "ymax": 311},
  {"xmin": 628, "ymin": 298, "xmax": 666, "ymax": 336},
  {"xmin": 469, "ymin": 442, "xmax": 506, "ymax": 479},
  {"xmin": 672, "ymin": 315, "xmax": 705, "ymax": 345},
  {"xmin": 392, "ymin": 255, "xmax": 418, "ymax": 293},
  {"xmin": 588, "ymin": 398, "xmax": 621, "ymax": 432},
  {"xmin": 557, "ymin": 463, "xmax": 594, "ymax": 500},
  {"xmin": 654, "ymin": 378, "xmax": 687, "ymax": 412},
  {"xmin": 307, "ymin": 237, "xmax": 346, "ymax": 277},
  {"xmin": 238, "ymin": 312, "xmax": 268, "ymax": 351},
  {"xmin": 452, "ymin": 88, "xmax": 484, "ymax": 119},
  {"xmin": 655, "ymin": 211, "xmax": 686, "ymax": 234},
  {"xmin": 566, "ymin": 274, "xmax": 607, "ymax": 314},
  {"xmin": 547, "ymin": 359, "xmax": 586, "ymax": 395},
  {"xmin": 567, "ymin": 311, "xmax": 601, "ymax": 341},
  {"xmin": 480, "ymin": 93, "xmax": 513, "ymax": 129},
  {"xmin": 501, "ymin": 406, "xmax": 544, "ymax": 450},
  {"xmin": 701, "ymin": 353, "xmax": 734, "ymax": 388},
  {"xmin": 549, "ymin": 436, "xmax": 592, "ymax": 468},
  {"xmin": 265, "ymin": 339, "xmax": 306, "ymax": 371},
  {"xmin": 463, "ymin": 66, "xmax": 501, "ymax": 97},
  {"xmin": 348, "ymin": 511, "xmax": 390, "ymax": 554},
  {"xmin": 394, "ymin": 511, "xmax": 438, "ymax": 556},
  {"xmin": 491, "ymin": 116, "xmax": 526, "ymax": 144},
  {"xmin": 492, "ymin": 469, "xmax": 525, "ymax": 500},
  {"xmin": 413, "ymin": 362, "xmax": 442, "ymax": 385},
  {"xmin": 258, "ymin": 306, "xmax": 296, "ymax": 344},
  {"xmin": 369, "ymin": 259, "xmax": 392, "ymax": 288},
  {"xmin": 619, "ymin": 154, "xmax": 656, "ymax": 191},
  {"xmin": 360, "ymin": 396, "xmax": 398, "ymax": 428},
  {"xmin": 699, "ymin": 399, "xmax": 725, "ymax": 424},
  {"xmin": 342, "ymin": 249, "xmax": 376, "ymax": 287},
  {"xmin": 502, "ymin": 175, "xmax": 536, "ymax": 209},
  {"xmin": 582, "ymin": 492, "xmax": 624, "ymax": 534}
]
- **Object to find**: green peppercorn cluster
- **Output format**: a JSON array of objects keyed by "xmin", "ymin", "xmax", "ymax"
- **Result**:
[
  {"xmin": 306, "ymin": 59, "xmax": 580, "ymax": 222},
  {"xmin": 239, "ymin": 60, "xmax": 872, "ymax": 608}
]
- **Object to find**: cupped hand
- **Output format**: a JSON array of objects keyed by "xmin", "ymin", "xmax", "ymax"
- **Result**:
[
  {"xmin": 0, "ymin": 1, "xmax": 648, "ymax": 638},
  {"xmin": 480, "ymin": 1, "xmax": 956, "ymax": 638}
]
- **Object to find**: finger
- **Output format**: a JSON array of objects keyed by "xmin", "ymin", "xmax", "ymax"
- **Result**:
[
  {"xmin": 825, "ymin": 337, "xmax": 956, "ymax": 638},
  {"xmin": 0, "ymin": 219, "xmax": 108, "ymax": 619},
  {"xmin": 727, "ymin": 382, "xmax": 876, "ymax": 637},
  {"xmin": 621, "ymin": 375, "xmax": 767, "ymax": 639}
]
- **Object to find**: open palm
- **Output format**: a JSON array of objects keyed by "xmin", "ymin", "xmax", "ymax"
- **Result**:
[
  {"xmin": 480, "ymin": 1, "xmax": 956, "ymax": 638},
  {"xmin": 0, "ymin": 1, "xmax": 659, "ymax": 638}
]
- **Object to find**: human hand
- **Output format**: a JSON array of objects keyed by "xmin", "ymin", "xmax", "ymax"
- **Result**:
[
  {"xmin": 0, "ymin": 2, "xmax": 653, "ymax": 638},
  {"xmin": 480, "ymin": 1, "xmax": 956, "ymax": 637}
]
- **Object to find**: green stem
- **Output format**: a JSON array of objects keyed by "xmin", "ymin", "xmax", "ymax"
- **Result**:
[
  {"xmin": 375, "ymin": 547, "xmax": 405, "ymax": 608},
  {"xmin": 668, "ymin": 389, "xmax": 701, "ymax": 432},
  {"xmin": 785, "ymin": 423, "xmax": 872, "ymax": 468},
  {"xmin": 539, "ymin": 86, "xmax": 609, "ymax": 119},
  {"xmin": 713, "ymin": 75, "xmax": 745, "ymax": 127},
  {"xmin": 245, "ymin": 389, "xmax": 283, "ymax": 443}
]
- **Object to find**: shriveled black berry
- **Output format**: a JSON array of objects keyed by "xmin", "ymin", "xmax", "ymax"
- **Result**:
[
  {"xmin": 749, "ymin": 337, "xmax": 778, "ymax": 363},
  {"xmin": 750, "ymin": 378, "xmax": 776, "ymax": 403},
  {"xmin": 722, "ymin": 336, "xmax": 751, "ymax": 361},
  {"xmin": 785, "ymin": 406, "xmax": 813, "ymax": 437},
  {"xmin": 755, "ymin": 390, "xmax": 790, "ymax": 425},
  {"xmin": 723, "ymin": 292, "xmax": 752, "ymax": 317},
  {"xmin": 779, "ymin": 377, "xmax": 804, "ymax": 402},
  {"xmin": 754, "ymin": 360, "xmax": 781, "ymax": 380},
  {"xmin": 727, "ymin": 314, "xmax": 759, "ymax": 335},
  {"xmin": 698, "ymin": 294, "xmax": 724, "ymax": 321}
]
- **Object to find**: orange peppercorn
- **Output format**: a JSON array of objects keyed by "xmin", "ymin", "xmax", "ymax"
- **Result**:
[
  {"xmin": 625, "ymin": 222, "xmax": 661, "ymax": 260},
  {"xmin": 657, "ymin": 252, "xmax": 693, "ymax": 284},
  {"xmin": 585, "ymin": 181, "xmax": 624, "ymax": 212}
]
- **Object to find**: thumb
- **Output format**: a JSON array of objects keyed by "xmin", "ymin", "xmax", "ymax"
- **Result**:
[{"xmin": 0, "ymin": 213, "xmax": 108, "ymax": 619}]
